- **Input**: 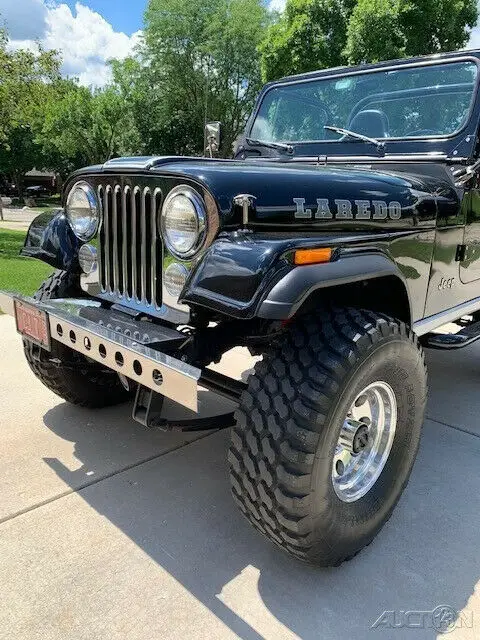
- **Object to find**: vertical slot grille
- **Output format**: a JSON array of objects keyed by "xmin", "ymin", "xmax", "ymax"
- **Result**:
[{"xmin": 99, "ymin": 183, "xmax": 162, "ymax": 308}]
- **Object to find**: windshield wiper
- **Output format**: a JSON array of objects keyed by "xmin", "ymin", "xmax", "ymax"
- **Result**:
[
  {"xmin": 324, "ymin": 125, "xmax": 385, "ymax": 151},
  {"xmin": 246, "ymin": 138, "xmax": 294, "ymax": 155}
]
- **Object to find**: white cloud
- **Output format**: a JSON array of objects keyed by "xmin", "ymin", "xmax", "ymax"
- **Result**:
[
  {"xmin": 467, "ymin": 1, "xmax": 480, "ymax": 49},
  {"xmin": 468, "ymin": 28, "xmax": 480, "ymax": 48},
  {"xmin": 269, "ymin": 0, "xmax": 286, "ymax": 12},
  {"xmin": 3, "ymin": 1, "xmax": 141, "ymax": 87}
]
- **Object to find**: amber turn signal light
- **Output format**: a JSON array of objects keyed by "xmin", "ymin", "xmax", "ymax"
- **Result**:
[{"xmin": 293, "ymin": 247, "xmax": 333, "ymax": 265}]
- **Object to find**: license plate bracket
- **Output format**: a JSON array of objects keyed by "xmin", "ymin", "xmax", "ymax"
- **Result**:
[{"xmin": 14, "ymin": 299, "xmax": 51, "ymax": 350}]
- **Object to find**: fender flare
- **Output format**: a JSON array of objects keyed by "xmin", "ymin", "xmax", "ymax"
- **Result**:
[
  {"xmin": 20, "ymin": 210, "xmax": 80, "ymax": 272},
  {"xmin": 257, "ymin": 252, "xmax": 412, "ymax": 321}
]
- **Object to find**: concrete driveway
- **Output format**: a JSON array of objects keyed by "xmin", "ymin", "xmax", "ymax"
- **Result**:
[
  {"xmin": 0, "ymin": 207, "xmax": 42, "ymax": 232},
  {"xmin": 0, "ymin": 314, "xmax": 479, "ymax": 639}
]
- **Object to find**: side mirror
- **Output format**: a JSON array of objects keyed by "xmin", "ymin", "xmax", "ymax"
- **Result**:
[{"xmin": 205, "ymin": 121, "xmax": 221, "ymax": 157}]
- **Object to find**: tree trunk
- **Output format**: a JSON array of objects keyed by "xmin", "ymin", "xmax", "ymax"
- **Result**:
[
  {"xmin": 55, "ymin": 173, "xmax": 63, "ymax": 194},
  {"xmin": 0, "ymin": 195, "xmax": 3, "ymax": 221},
  {"xmin": 13, "ymin": 171, "xmax": 24, "ymax": 203}
]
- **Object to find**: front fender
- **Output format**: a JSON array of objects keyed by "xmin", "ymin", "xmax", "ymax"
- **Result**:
[
  {"xmin": 180, "ymin": 231, "xmax": 412, "ymax": 321},
  {"xmin": 257, "ymin": 253, "xmax": 411, "ymax": 319},
  {"xmin": 180, "ymin": 231, "xmax": 292, "ymax": 318},
  {"xmin": 20, "ymin": 210, "xmax": 81, "ymax": 271}
]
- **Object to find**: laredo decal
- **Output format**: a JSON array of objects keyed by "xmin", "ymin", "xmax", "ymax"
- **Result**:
[{"xmin": 293, "ymin": 198, "xmax": 402, "ymax": 220}]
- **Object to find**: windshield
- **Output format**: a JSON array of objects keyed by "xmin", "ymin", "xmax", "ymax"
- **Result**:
[{"xmin": 250, "ymin": 60, "xmax": 478, "ymax": 145}]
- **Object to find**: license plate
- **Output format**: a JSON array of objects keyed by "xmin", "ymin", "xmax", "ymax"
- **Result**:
[{"xmin": 14, "ymin": 299, "xmax": 51, "ymax": 350}]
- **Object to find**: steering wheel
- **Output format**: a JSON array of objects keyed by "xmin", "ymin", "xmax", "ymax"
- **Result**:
[{"xmin": 405, "ymin": 129, "xmax": 438, "ymax": 137}]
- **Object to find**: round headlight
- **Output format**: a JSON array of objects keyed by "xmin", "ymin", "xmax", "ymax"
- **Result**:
[
  {"xmin": 66, "ymin": 181, "xmax": 99, "ymax": 241},
  {"xmin": 160, "ymin": 186, "xmax": 206, "ymax": 259}
]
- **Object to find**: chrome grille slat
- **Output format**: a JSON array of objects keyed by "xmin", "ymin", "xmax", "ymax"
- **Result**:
[
  {"xmin": 112, "ymin": 185, "xmax": 120, "ymax": 295},
  {"xmin": 132, "ymin": 186, "xmax": 139, "ymax": 302},
  {"xmin": 97, "ymin": 186, "xmax": 104, "ymax": 289},
  {"xmin": 103, "ymin": 186, "xmax": 111, "ymax": 291},
  {"xmin": 121, "ymin": 186, "xmax": 129, "ymax": 298},
  {"xmin": 140, "ymin": 188, "xmax": 147, "ymax": 302},
  {"xmin": 99, "ymin": 182, "xmax": 161, "ymax": 309},
  {"xmin": 152, "ymin": 188, "xmax": 160, "ymax": 303}
]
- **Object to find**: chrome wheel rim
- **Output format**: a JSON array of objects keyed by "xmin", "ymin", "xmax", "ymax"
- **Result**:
[{"xmin": 332, "ymin": 381, "xmax": 397, "ymax": 503}]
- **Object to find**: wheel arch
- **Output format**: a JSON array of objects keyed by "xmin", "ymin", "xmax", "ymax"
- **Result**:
[
  {"xmin": 257, "ymin": 253, "xmax": 413, "ymax": 326},
  {"xmin": 291, "ymin": 275, "xmax": 412, "ymax": 325}
]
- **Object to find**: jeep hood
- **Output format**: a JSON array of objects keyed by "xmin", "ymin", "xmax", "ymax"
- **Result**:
[{"xmin": 77, "ymin": 155, "xmax": 460, "ymax": 228}]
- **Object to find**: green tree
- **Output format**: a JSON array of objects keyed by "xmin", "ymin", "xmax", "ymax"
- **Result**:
[
  {"xmin": 261, "ymin": 0, "xmax": 478, "ymax": 82},
  {"xmin": 0, "ymin": 32, "xmax": 63, "ymax": 197},
  {"xmin": 346, "ymin": 0, "xmax": 478, "ymax": 64},
  {"xmin": 141, "ymin": 0, "xmax": 269, "ymax": 155},
  {"xmin": 344, "ymin": 0, "xmax": 404, "ymax": 64},
  {"xmin": 39, "ymin": 83, "xmax": 135, "ymax": 172},
  {"xmin": 0, "ymin": 125, "xmax": 38, "ymax": 199},
  {"xmin": 0, "ymin": 28, "xmax": 139, "ymax": 192},
  {"xmin": 260, "ymin": 0, "xmax": 356, "ymax": 82}
]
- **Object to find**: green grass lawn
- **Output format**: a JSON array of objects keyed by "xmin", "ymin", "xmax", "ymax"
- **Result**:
[{"xmin": 0, "ymin": 229, "xmax": 52, "ymax": 306}]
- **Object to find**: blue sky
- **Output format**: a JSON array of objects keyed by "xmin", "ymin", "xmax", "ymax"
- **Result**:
[
  {"xmin": 0, "ymin": 0, "xmax": 478, "ymax": 87},
  {"xmin": 0, "ymin": 0, "xmax": 145, "ymax": 85},
  {"xmin": 61, "ymin": 0, "xmax": 146, "ymax": 35}
]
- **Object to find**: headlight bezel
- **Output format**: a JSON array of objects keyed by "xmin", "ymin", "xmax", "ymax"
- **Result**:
[
  {"xmin": 66, "ymin": 181, "xmax": 100, "ymax": 242},
  {"xmin": 160, "ymin": 185, "xmax": 207, "ymax": 260}
]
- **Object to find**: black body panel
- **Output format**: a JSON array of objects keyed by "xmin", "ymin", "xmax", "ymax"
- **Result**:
[
  {"xmin": 180, "ymin": 228, "xmax": 431, "ymax": 322},
  {"xmin": 21, "ymin": 210, "xmax": 81, "ymax": 272},
  {"xmin": 68, "ymin": 157, "xmax": 454, "ymax": 230}
]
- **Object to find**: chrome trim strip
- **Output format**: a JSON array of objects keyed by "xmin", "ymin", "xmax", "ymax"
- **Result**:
[
  {"xmin": 413, "ymin": 297, "xmax": 480, "ymax": 336},
  {"xmin": 152, "ymin": 188, "xmax": 162, "ymax": 308},
  {"xmin": 104, "ymin": 185, "xmax": 112, "ymax": 291},
  {"xmin": 122, "ymin": 185, "xmax": 130, "ymax": 298},
  {"xmin": 112, "ymin": 185, "xmax": 121, "ymax": 295},
  {"xmin": 0, "ymin": 292, "xmax": 200, "ymax": 411},
  {"xmin": 97, "ymin": 186, "xmax": 104, "ymax": 288},
  {"xmin": 140, "ymin": 187, "xmax": 148, "ymax": 303},
  {"xmin": 132, "ymin": 186, "xmax": 140, "ymax": 302},
  {"xmin": 279, "ymin": 154, "xmax": 451, "ymax": 163}
]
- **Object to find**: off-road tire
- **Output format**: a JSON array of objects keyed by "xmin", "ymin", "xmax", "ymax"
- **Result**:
[
  {"xmin": 229, "ymin": 307, "xmax": 427, "ymax": 566},
  {"xmin": 23, "ymin": 270, "xmax": 133, "ymax": 408}
]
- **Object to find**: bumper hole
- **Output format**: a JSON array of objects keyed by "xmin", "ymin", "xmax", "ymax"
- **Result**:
[
  {"xmin": 69, "ymin": 330, "xmax": 76, "ymax": 344},
  {"xmin": 56, "ymin": 324, "xmax": 63, "ymax": 337},
  {"xmin": 99, "ymin": 344, "xmax": 107, "ymax": 359},
  {"xmin": 84, "ymin": 337, "xmax": 91, "ymax": 350},
  {"xmin": 115, "ymin": 352, "xmax": 124, "ymax": 367},
  {"xmin": 152, "ymin": 369, "xmax": 163, "ymax": 386},
  {"xmin": 133, "ymin": 360, "xmax": 142, "ymax": 376}
]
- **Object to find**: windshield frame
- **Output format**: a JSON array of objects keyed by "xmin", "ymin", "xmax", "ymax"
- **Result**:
[{"xmin": 246, "ymin": 54, "xmax": 480, "ymax": 159}]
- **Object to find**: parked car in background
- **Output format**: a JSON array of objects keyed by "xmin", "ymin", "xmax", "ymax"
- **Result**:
[{"xmin": 25, "ymin": 185, "xmax": 52, "ymax": 198}]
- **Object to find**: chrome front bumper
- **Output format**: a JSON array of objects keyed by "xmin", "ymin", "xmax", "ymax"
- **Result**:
[{"xmin": 0, "ymin": 291, "xmax": 201, "ymax": 411}]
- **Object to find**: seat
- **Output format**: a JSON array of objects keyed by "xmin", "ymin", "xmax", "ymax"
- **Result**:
[{"xmin": 348, "ymin": 109, "xmax": 389, "ymax": 139}]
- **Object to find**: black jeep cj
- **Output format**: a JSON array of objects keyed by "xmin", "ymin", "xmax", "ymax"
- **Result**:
[{"xmin": 2, "ymin": 50, "xmax": 480, "ymax": 566}]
